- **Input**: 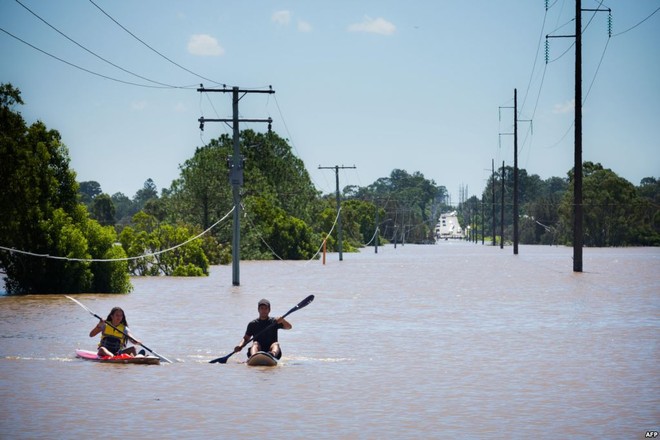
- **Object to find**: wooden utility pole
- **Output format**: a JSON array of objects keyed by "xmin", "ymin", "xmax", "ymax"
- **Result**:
[
  {"xmin": 197, "ymin": 85, "xmax": 274, "ymax": 285},
  {"xmin": 318, "ymin": 165, "xmax": 356, "ymax": 261},
  {"xmin": 573, "ymin": 0, "xmax": 583, "ymax": 272},
  {"xmin": 500, "ymin": 161, "xmax": 505, "ymax": 249},
  {"xmin": 374, "ymin": 206, "xmax": 379, "ymax": 253},
  {"xmin": 492, "ymin": 159, "xmax": 496, "ymax": 246},
  {"xmin": 546, "ymin": 1, "xmax": 610, "ymax": 272},
  {"xmin": 513, "ymin": 88, "xmax": 519, "ymax": 255}
]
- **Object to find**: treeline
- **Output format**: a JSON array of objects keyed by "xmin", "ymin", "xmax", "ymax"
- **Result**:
[
  {"xmin": 463, "ymin": 164, "xmax": 660, "ymax": 247},
  {"xmin": 1, "ymin": 83, "xmax": 658, "ymax": 294}
]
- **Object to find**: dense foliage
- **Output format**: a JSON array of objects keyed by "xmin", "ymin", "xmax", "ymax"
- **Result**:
[
  {"xmin": 2, "ymin": 81, "xmax": 658, "ymax": 294},
  {"xmin": 464, "ymin": 163, "xmax": 659, "ymax": 246},
  {"xmin": 0, "ymin": 84, "xmax": 131, "ymax": 294},
  {"xmin": 161, "ymin": 129, "xmax": 323, "ymax": 260}
]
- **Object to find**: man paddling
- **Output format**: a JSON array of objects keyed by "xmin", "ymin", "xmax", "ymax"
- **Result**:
[{"xmin": 233, "ymin": 299, "xmax": 292, "ymax": 360}]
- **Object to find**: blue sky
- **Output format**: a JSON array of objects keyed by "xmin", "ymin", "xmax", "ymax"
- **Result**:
[{"xmin": 1, "ymin": 0, "xmax": 658, "ymax": 203}]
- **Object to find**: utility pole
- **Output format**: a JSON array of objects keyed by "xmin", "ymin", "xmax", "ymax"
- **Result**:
[
  {"xmin": 374, "ymin": 205, "xmax": 379, "ymax": 254},
  {"xmin": 546, "ymin": 0, "xmax": 611, "ymax": 272},
  {"xmin": 513, "ymin": 88, "xmax": 519, "ymax": 255},
  {"xmin": 574, "ymin": 0, "xmax": 583, "ymax": 272},
  {"xmin": 500, "ymin": 161, "xmax": 505, "ymax": 249},
  {"xmin": 197, "ymin": 85, "xmax": 275, "ymax": 286},
  {"xmin": 481, "ymin": 199, "xmax": 485, "ymax": 245},
  {"xmin": 319, "ymin": 164, "xmax": 356, "ymax": 261},
  {"xmin": 492, "ymin": 159, "xmax": 496, "ymax": 246},
  {"xmin": 499, "ymin": 91, "xmax": 528, "ymax": 256}
]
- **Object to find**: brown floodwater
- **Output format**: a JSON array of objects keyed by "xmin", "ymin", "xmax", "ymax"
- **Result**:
[{"xmin": 0, "ymin": 243, "xmax": 658, "ymax": 439}]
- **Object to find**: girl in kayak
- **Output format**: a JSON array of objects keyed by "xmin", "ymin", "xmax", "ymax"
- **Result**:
[{"xmin": 89, "ymin": 307, "xmax": 142, "ymax": 357}]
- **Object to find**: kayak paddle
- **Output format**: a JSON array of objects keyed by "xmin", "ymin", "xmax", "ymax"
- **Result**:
[
  {"xmin": 65, "ymin": 295, "xmax": 173, "ymax": 364},
  {"xmin": 210, "ymin": 294, "xmax": 315, "ymax": 364}
]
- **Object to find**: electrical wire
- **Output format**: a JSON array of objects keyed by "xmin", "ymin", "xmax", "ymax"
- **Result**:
[
  {"xmin": 612, "ymin": 5, "xmax": 660, "ymax": 36},
  {"xmin": 88, "ymin": 0, "xmax": 225, "ymax": 86},
  {"xmin": 0, "ymin": 208, "xmax": 234, "ymax": 263},
  {"xmin": 0, "ymin": 27, "xmax": 176, "ymax": 89},
  {"xmin": 14, "ymin": 0, "xmax": 191, "ymax": 89}
]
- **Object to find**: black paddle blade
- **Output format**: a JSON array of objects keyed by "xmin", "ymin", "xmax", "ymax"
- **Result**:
[
  {"xmin": 209, "ymin": 352, "xmax": 234, "ymax": 364},
  {"xmin": 287, "ymin": 294, "xmax": 314, "ymax": 316},
  {"xmin": 299, "ymin": 294, "xmax": 314, "ymax": 308}
]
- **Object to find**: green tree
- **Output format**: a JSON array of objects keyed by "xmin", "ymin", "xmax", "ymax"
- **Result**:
[
  {"xmin": 559, "ymin": 162, "xmax": 642, "ymax": 246},
  {"xmin": 349, "ymin": 169, "xmax": 440, "ymax": 244},
  {"xmin": 90, "ymin": 193, "xmax": 116, "ymax": 226},
  {"xmin": 166, "ymin": 129, "xmax": 322, "ymax": 261},
  {"xmin": 119, "ymin": 212, "xmax": 209, "ymax": 276},
  {"xmin": 0, "ymin": 83, "xmax": 130, "ymax": 294},
  {"xmin": 631, "ymin": 177, "xmax": 660, "ymax": 245},
  {"xmin": 166, "ymin": 141, "xmax": 231, "ymax": 229},
  {"xmin": 133, "ymin": 178, "xmax": 159, "ymax": 212},
  {"xmin": 111, "ymin": 192, "xmax": 135, "ymax": 226},
  {"xmin": 79, "ymin": 181, "xmax": 102, "ymax": 206},
  {"xmin": 245, "ymin": 197, "xmax": 320, "ymax": 260}
]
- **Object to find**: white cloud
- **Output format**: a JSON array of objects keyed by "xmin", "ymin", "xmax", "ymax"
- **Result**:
[
  {"xmin": 553, "ymin": 99, "xmax": 575, "ymax": 114},
  {"xmin": 298, "ymin": 20, "xmax": 312, "ymax": 32},
  {"xmin": 131, "ymin": 100, "xmax": 147, "ymax": 111},
  {"xmin": 272, "ymin": 10, "xmax": 291, "ymax": 26},
  {"xmin": 187, "ymin": 34, "xmax": 224, "ymax": 56},
  {"xmin": 348, "ymin": 16, "xmax": 396, "ymax": 35}
]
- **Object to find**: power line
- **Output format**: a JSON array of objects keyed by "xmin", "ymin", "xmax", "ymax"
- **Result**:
[
  {"xmin": 14, "ymin": 0, "xmax": 191, "ymax": 89},
  {"xmin": 612, "ymin": 5, "xmax": 660, "ymax": 37},
  {"xmin": 88, "ymin": 0, "xmax": 224, "ymax": 86},
  {"xmin": 0, "ymin": 27, "xmax": 176, "ymax": 89}
]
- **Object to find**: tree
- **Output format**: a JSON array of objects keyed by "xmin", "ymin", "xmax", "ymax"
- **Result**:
[
  {"xmin": 133, "ymin": 178, "xmax": 159, "ymax": 212},
  {"xmin": 165, "ymin": 129, "xmax": 323, "ymax": 260},
  {"xmin": 111, "ymin": 192, "xmax": 135, "ymax": 226},
  {"xmin": 118, "ymin": 211, "xmax": 209, "ymax": 276},
  {"xmin": 79, "ymin": 181, "xmax": 102, "ymax": 206},
  {"xmin": 90, "ymin": 193, "xmax": 116, "ymax": 226},
  {"xmin": 559, "ymin": 162, "xmax": 642, "ymax": 246},
  {"xmin": 350, "ymin": 169, "xmax": 440, "ymax": 244},
  {"xmin": 0, "ymin": 83, "xmax": 131, "ymax": 293}
]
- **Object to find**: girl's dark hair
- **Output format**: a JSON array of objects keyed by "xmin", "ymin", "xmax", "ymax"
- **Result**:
[{"xmin": 106, "ymin": 307, "xmax": 129, "ymax": 327}]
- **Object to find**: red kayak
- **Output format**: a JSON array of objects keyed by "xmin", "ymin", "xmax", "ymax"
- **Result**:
[{"xmin": 75, "ymin": 349, "xmax": 160, "ymax": 365}]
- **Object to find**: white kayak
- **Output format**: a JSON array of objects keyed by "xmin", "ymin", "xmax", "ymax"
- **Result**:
[{"xmin": 246, "ymin": 351, "xmax": 278, "ymax": 367}]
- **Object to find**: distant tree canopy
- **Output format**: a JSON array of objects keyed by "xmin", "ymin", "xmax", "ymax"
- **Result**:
[
  {"xmin": 341, "ymin": 169, "xmax": 448, "ymax": 245},
  {"xmin": 468, "ymin": 162, "xmax": 659, "ymax": 246},
  {"xmin": 2, "ymin": 82, "xmax": 658, "ymax": 295},
  {"xmin": 0, "ymin": 83, "xmax": 131, "ymax": 294}
]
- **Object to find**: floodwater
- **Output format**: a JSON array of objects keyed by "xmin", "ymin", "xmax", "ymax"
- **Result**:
[{"xmin": 0, "ymin": 243, "xmax": 658, "ymax": 439}]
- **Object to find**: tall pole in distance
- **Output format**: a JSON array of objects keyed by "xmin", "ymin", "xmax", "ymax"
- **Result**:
[
  {"xmin": 513, "ymin": 88, "xmax": 519, "ymax": 255},
  {"xmin": 197, "ymin": 85, "xmax": 274, "ymax": 285},
  {"xmin": 492, "ymin": 159, "xmax": 496, "ymax": 246},
  {"xmin": 573, "ymin": 0, "xmax": 583, "ymax": 272},
  {"xmin": 500, "ymin": 161, "xmax": 505, "ymax": 249},
  {"xmin": 481, "ymin": 200, "xmax": 485, "ymax": 245},
  {"xmin": 319, "ymin": 165, "xmax": 356, "ymax": 261},
  {"xmin": 374, "ymin": 205, "xmax": 379, "ymax": 254}
]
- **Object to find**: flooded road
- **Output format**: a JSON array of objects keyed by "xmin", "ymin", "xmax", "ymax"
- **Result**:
[{"xmin": 1, "ymin": 243, "xmax": 658, "ymax": 438}]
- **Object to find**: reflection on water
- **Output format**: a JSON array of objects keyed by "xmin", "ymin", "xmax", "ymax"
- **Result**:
[{"xmin": 0, "ymin": 244, "xmax": 658, "ymax": 439}]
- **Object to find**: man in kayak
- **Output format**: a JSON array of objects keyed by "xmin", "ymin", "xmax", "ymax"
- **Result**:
[
  {"xmin": 233, "ymin": 299, "xmax": 292, "ymax": 360},
  {"xmin": 89, "ymin": 307, "xmax": 143, "ymax": 357}
]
